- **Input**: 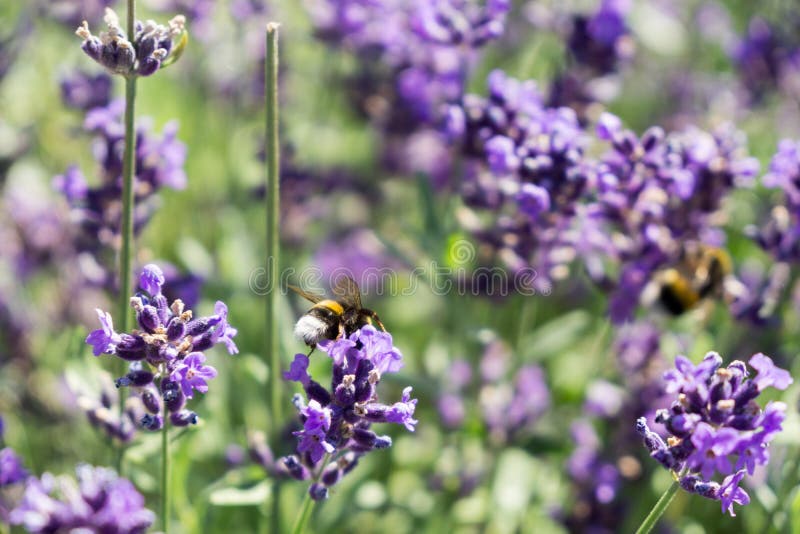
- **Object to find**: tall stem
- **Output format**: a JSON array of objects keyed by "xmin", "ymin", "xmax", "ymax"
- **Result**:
[
  {"xmin": 634, "ymin": 478, "xmax": 680, "ymax": 534},
  {"xmin": 265, "ymin": 22, "xmax": 282, "ymax": 433},
  {"xmin": 161, "ymin": 403, "xmax": 170, "ymax": 533},
  {"xmin": 115, "ymin": 0, "xmax": 138, "ymax": 474},
  {"xmin": 264, "ymin": 23, "xmax": 283, "ymax": 534},
  {"xmin": 290, "ymin": 491, "xmax": 314, "ymax": 534},
  {"xmin": 290, "ymin": 453, "xmax": 329, "ymax": 534}
]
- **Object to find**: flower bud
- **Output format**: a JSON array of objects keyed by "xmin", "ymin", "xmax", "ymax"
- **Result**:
[
  {"xmin": 170, "ymin": 410, "xmax": 198, "ymax": 427},
  {"xmin": 116, "ymin": 334, "xmax": 147, "ymax": 361},
  {"xmin": 141, "ymin": 413, "xmax": 163, "ymax": 431},
  {"xmin": 141, "ymin": 387, "xmax": 161, "ymax": 414},
  {"xmin": 309, "ymin": 483, "xmax": 328, "ymax": 501},
  {"xmin": 161, "ymin": 379, "xmax": 185, "ymax": 412},
  {"xmin": 138, "ymin": 305, "xmax": 161, "ymax": 333}
]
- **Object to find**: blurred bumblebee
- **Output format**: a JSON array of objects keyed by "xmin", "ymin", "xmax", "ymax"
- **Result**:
[
  {"xmin": 643, "ymin": 244, "xmax": 740, "ymax": 315},
  {"xmin": 290, "ymin": 276, "xmax": 385, "ymax": 348}
]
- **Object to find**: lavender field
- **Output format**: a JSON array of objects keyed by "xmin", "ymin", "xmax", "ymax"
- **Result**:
[{"xmin": 2, "ymin": 0, "xmax": 800, "ymax": 532}]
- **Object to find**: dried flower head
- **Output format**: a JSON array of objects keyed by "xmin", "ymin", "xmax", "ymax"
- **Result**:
[{"xmin": 75, "ymin": 7, "xmax": 187, "ymax": 77}]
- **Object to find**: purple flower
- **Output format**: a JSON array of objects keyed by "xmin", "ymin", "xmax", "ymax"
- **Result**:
[
  {"xmin": 60, "ymin": 70, "xmax": 113, "ymax": 111},
  {"xmin": 596, "ymin": 111, "xmax": 623, "ymax": 141},
  {"xmin": 516, "ymin": 183, "xmax": 551, "ymax": 220},
  {"xmin": 354, "ymin": 326, "xmax": 403, "ymax": 374},
  {"xmin": 305, "ymin": 0, "xmax": 508, "ymax": 192},
  {"xmin": 87, "ymin": 265, "xmax": 236, "ymax": 430},
  {"xmin": 294, "ymin": 400, "xmax": 335, "ymax": 464},
  {"xmin": 281, "ymin": 326, "xmax": 415, "ymax": 497},
  {"xmin": 385, "ymin": 387, "xmax": 418, "ymax": 431},
  {"xmin": 448, "ymin": 68, "xmax": 591, "ymax": 293},
  {"xmin": 170, "ymin": 352, "xmax": 218, "ymax": 399},
  {"xmin": 52, "ymin": 165, "xmax": 88, "ymax": 202},
  {"xmin": 0, "ymin": 447, "xmax": 28, "ymax": 486},
  {"xmin": 284, "ymin": 354, "xmax": 311, "ymax": 386},
  {"xmin": 86, "ymin": 309, "xmax": 120, "ymax": 356},
  {"xmin": 485, "ymin": 136, "xmax": 519, "ymax": 175},
  {"xmin": 318, "ymin": 337, "xmax": 357, "ymax": 367},
  {"xmin": 438, "ymin": 393, "xmax": 466, "ymax": 428},
  {"xmin": 687, "ymin": 423, "xmax": 738, "ymax": 480},
  {"xmin": 76, "ymin": 371, "xmax": 141, "ymax": 443},
  {"xmin": 639, "ymin": 350, "xmax": 789, "ymax": 517},
  {"xmin": 10, "ymin": 464, "xmax": 154, "ymax": 533},
  {"xmin": 588, "ymin": 118, "xmax": 758, "ymax": 322},
  {"xmin": 749, "ymin": 352, "xmax": 793, "ymax": 391},
  {"xmin": 55, "ymin": 87, "xmax": 188, "ymax": 296},
  {"xmin": 719, "ymin": 470, "xmax": 750, "ymax": 516},
  {"xmin": 139, "ymin": 263, "xmax": 165, "ymax": 296},
  {"xmin": 210, "ymin": 301, "xmax": 239, "ymax": 355},
  {"xmin": 662, "ymin": 353, "xmax": 721, "ymax": 395},
  {"xmin": 758, "ymin": 401, "xmax": 787, "ymax": 441}
]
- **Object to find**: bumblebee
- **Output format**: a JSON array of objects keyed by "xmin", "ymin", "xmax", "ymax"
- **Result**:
[
  {"xmin": 290, "ymin": 276, "xmax": 385, "ymax": 348},
  {"xmin": 646, "ymin": 244, "xmax": 734, "ymax": 315}
]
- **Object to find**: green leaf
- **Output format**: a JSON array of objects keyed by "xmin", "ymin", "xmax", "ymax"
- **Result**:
[
  {"xmin": 519, "ymin": 310, "xmax": 592, "ymax": 361},
  {"xmin": 209, "ymin": 480, "xmax": 271, "ymax": 507}
]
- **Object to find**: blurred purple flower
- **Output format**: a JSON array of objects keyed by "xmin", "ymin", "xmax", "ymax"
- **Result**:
[
  {"xmin": 10, "ymin": 465, "xmax": 154, "ymax": 533},
  {"xmin": 587, "ymin": 116, "xmax": 758, "ymax": 322},
  {"xmin": 60, "ymin": 70, "xmax": 113, "ymax": 112},
  {"xmin": 47, "ymin": 0, "xmax": 117, "ymax": 28},
  {"xmin": 448, "ymin": 69, "xmax": 591, "ymax": 292},
  {"xmin": 314, "ymin": 229, "xmax": 407, "ymax": 294},
  {"xmin": 0, "ymin": 447, "xmax": 27, "ymax": 487},
  {"xmin": 55, "ymin": 96, "xmax": 188, "ymax": 293},
  {"xmin": 306, "ymin": 0, "xmax": 509, "ymax": 186}
]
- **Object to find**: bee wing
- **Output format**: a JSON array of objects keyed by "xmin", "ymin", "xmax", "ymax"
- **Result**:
[
  {"xmin": 332, "ymin": 276, "xmax": 362, "ymax": 310},
  {"xmin": 288, "ymin": 284, "xmax": 325, "ymax": 304}
]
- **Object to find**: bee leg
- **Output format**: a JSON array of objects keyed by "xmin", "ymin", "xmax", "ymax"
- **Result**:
[{"xmin": 306, "ymin": 346, "xmax": 315, "ymax": 357}]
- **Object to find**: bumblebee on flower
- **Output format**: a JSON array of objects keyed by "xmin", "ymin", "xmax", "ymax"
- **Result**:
[{"xmin": 282, "ymin": 324, "xmax": 418, "ymax": 500}]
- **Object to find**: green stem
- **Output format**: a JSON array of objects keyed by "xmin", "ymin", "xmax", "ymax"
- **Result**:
[
  {"xmin": 290, "ymin": 491, "xmax": 314, "ymax": 534},
  {"xmin": 635, "ymin": 478, "xmax": 680, "ymax": 534},
  {"xmin": 262, "ymin": 22, "xmax": 283, "ymax": 534},
  {"xmin": 265, "ymin": 22, "xmax": 282, "ymax": 433},
  {"xmin": 290, "ymin": 453, "xmax": 329, "ymax": 534},
  {"xmin": 161, "ymin": 403, "xmax": 170, "ymax": 533},
  {"xmin": 115, "ymin": 0, "xmax": 138, "ymax": 475},
  {"xmin": 271, "ymin": 481, "xmax": 282, "ymax": 534}
]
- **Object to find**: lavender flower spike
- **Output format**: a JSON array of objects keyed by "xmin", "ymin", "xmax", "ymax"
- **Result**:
[
  {"xmin": 75, "ymin": 7, "xmax": 186, "ymax": 77},
  {"xmin": 280, "ymin": 326, "xmax": 418, "ymax": 500},
  {"xmin": 638, "ymin": 351, "xmax": 791, "ymax": 516},
  {"xmin": 10, "ymin": 464, "xmax": 154, "ymax": 533},
  {"xmin": 86, "ymin": 265, "xmax": 237, "ymax": 431}
]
